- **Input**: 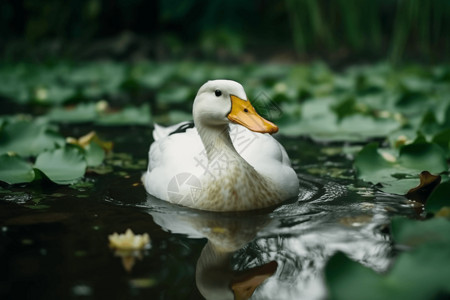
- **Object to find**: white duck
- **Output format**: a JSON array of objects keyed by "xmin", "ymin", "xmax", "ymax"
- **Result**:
[{"xmin": 142, "ymin": 80, "xmax": 298, "ymax": 211}]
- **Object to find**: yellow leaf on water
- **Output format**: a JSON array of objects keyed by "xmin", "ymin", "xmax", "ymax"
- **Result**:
[{"xmin": 66, "ymin": 131, "xmax": 113, "ymax": 152}]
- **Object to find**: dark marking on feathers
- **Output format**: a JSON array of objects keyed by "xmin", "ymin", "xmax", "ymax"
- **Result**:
[{"xmin": 169, "ymin": 121, "xmax": 195, "ymax": 136}]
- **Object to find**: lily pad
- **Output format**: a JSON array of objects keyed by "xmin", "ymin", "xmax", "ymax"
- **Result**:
[
  {"xmin": 46, "ymin": 103, "xmax": 98, "ymax": 123},
  {"xmin": 0, "ymin": 154, "xmax": 35, "ymax": 184},
  {"xmin": 432, "ymin": 129, "xmax": 450, "ymax": 156},
  {"xmin": 279, "ymin": 98, "xmax": 400, "ymax": 141},
  {"xmin": 354, "ymin": 142, "xmax": 448, "ymax": 194},
  {"xmin": 325, "ymin": 252, "xmax": 391, "ymax": 300},
  {"xmin": 425, "ymin": 181, "xmax": 450, "ymax": 213},
  {"xmin": 97, "ymin": 105, "xmax": 151, "ymax": 126},
  {"xmin": 326, "ymin": 218, "xmax": 450, "ymax": 300},
  {"xmin": 84, "ymin": 142, "xmax": 105, "ymax": 167},
  {"xmin": 391, "ymin": 217, "xmax": 450, "ymax": 246},
  {"xmin": 326, "ymin": 245, "xmax": 450, "ymax": 300},
  {"xmin": 398, "ymin": 142, "xmax": 448, "ymax": 173},
  {"xmin": 0, "ymin": 120, "xmax": 65, "ymax": 157},
  {"xmin": 157, "ymin": 86, "xmax": 193, "ymax": 105},
  {"xmin": 34, "ymin": 147, "xmax": 87, "ymax": 184}
]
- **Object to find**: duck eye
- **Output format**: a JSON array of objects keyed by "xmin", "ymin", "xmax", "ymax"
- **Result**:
[{"xmin": 214, "ymin": 90, "xmax": 222, "ymax": 97}]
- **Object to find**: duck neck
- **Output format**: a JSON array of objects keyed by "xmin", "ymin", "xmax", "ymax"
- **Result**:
[{"xmin": 196, "ymin": 123, "xmax": 242, "ymax": 163}]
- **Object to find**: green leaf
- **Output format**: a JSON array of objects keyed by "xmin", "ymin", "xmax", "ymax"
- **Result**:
[
  {"xmin": 97, "ymin": 105, "xmax": 151, "ymax": 126},
  {"xmin": 157, "ymin": 86, "xmax": 193, "ymax": 105},
  {"xmin": 398, "ymin": 143, "xmax": 447, "ymax": 173},
  {"xmin": 325, "ymin": 253, "xmax": 393, "ymax": 300},
  {"xmin": 391, "ymin": 217, "xmax": 450, "ymax": 246},
  {"xmin": 33, "ymin": 85, "xmax": 75, "ymax": 104},
  {"xmin": 389, "ymin": 244, "xmax": 450, "ymax": 299},
  {"xmin": 0, "ymin": 120, "xmax": 65, "ymax": 157},
  {"xmin": 34, "ymin": 147, "xmax": 87, "ymax": 184},
  {"xmin": 134, "ymin": 62, "xmax": 176, "ymax": 89},
  {"xmin": 279, "ymin": 98, "xmax": 400, "ymax": 141},
  {"xmin": 46, "ymin": 103, "xmax": 98, "ymax": 123},
  {"xmin": 432, "ymin": 129, "xmax": 450, "ymax": 157},
  {"xmin": 326, "ymin": 238, "xmax": 450, "ymax": 300},
  {"xmin": 0, "ymin": 154, "xmax": 35, "ymax": 184},
  {"xmin": 84, "ymin": 142, "xmax": 105, "ymax": 167},
  {"xmin": 355, "ymin": 142, "xmax": 448, "ymax": 194},
  {"xmin": 425, "ymin": 181, "xmax": 450, "ymax": 213},
  {"xmin": 354, "ymin": 143, "xmax": 395, "ymax": 182},
  {"xmin": 332, "ymin": 96, "xmax": 357, "ymax": 120}
]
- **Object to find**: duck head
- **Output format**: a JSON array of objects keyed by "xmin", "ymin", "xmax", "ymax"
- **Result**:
[{"xmin": 193, "ymin": 80, "xmax": 278, "ymax": 134}]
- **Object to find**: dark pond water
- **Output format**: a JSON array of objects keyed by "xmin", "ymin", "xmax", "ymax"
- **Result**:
[{"xmin": 0, "ymin": 126, "xmax": 420, "ymax": 300}]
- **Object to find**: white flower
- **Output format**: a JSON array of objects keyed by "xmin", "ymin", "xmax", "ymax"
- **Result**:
[{"xmin": 108, "ymin": 229, "xmax": 150, "ymax": 250}]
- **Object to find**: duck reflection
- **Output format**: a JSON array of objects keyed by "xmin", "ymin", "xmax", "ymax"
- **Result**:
[
  {"xmin": 149, "ymin": 198, "xmax": 276, "ymax": 300},
  {"xmin": 197, "ymin": 241, "xmax": 278, "ymax": 300},
  {"xmin": 143, "ymin": 182, "xmax": 415, "ymax": 300}
]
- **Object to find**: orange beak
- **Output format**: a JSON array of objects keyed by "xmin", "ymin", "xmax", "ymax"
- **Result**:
[{"xmin": 227, "ymin": 95, "xmax": 278, "ymax": 134}]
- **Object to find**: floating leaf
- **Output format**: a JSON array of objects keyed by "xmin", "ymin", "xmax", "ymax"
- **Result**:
[
  {"xmin": 355, "ymin": 143, "xmax": 398, "ymax": 183},
  {"xmin": 398, "ymin": 142, "xmax": 448, "ymax": 173},
  {"xmin": 97, "ymin": 105, "xmax": 151, "ymax": 126},
  {"xmin": 0, "ymin": 154, "xmax": 35, "ymax": 184},
  {"xmin": 425, "ymin": 181, "xmax": 450, "ymax": 213},
  {"xmin": 66, "ymin": 132, "xmax": 108, "ymax": 167},
  {"xmin": 34, "ymin": 147, "xmax": 87, "ymax": 184},
  {"xmin": 325, "ymin": 253, "xmax": 389, "ymax": 300},
  {"xmin": 432, "ymin": 129, "xmax": 450, "ymax": 157},
  {"xmin": 133, "ymin": 62, "xmax": 176, "ymax": 89},
  {"xmin": 391, "ymin": 217, "xmax": 450, "ymax": 246},
  {"xmin": 326, "ymin": 243, "xmax": 450, "ymax": 300},
  {"xmin": 355, "ymin": 142, "xmax": 448, "ymax": 194},
  {"xmin": 67, "ymin": 131, "xmax": 113, "ymax": 152},
  {"xmin": 32, "ymin": 85, "xmax": 75, "ymax": 104},
  {"xmin": 279, "ymin": 98, "xmax": 400, "ymax": 141},
  {"xmin": 157, "ymin": 86, "xmax": 193, "ymax": 105},
  {"xmin": 0, "ymin": 120, "xmax": 64, "ymax": 157},
  {"xmin": 46, "ymin": 103, "xmax": 98, "ymax": 123},
  {"xmin": 84, "ymin": 142, "xmax": 105, "ymax": 167}
]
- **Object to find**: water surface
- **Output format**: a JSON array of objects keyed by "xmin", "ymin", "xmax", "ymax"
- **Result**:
[{"xmin": 0, "ymin": 126, "xmax": 418, "ymax": 299}]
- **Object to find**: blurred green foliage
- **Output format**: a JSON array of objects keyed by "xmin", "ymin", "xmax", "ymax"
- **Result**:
[
  {"xmin": 1, "ymin": 0, "xmax": 450, "ymax": 62},
  {"xmin": 0, "ymin": 60, "xmax": 449, "ymax": 189}
]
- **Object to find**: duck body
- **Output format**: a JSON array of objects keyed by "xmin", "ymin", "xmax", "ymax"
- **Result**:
[{"xmin": 142, "ymin": 80, "xmax": 299, "ymax": 211}]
